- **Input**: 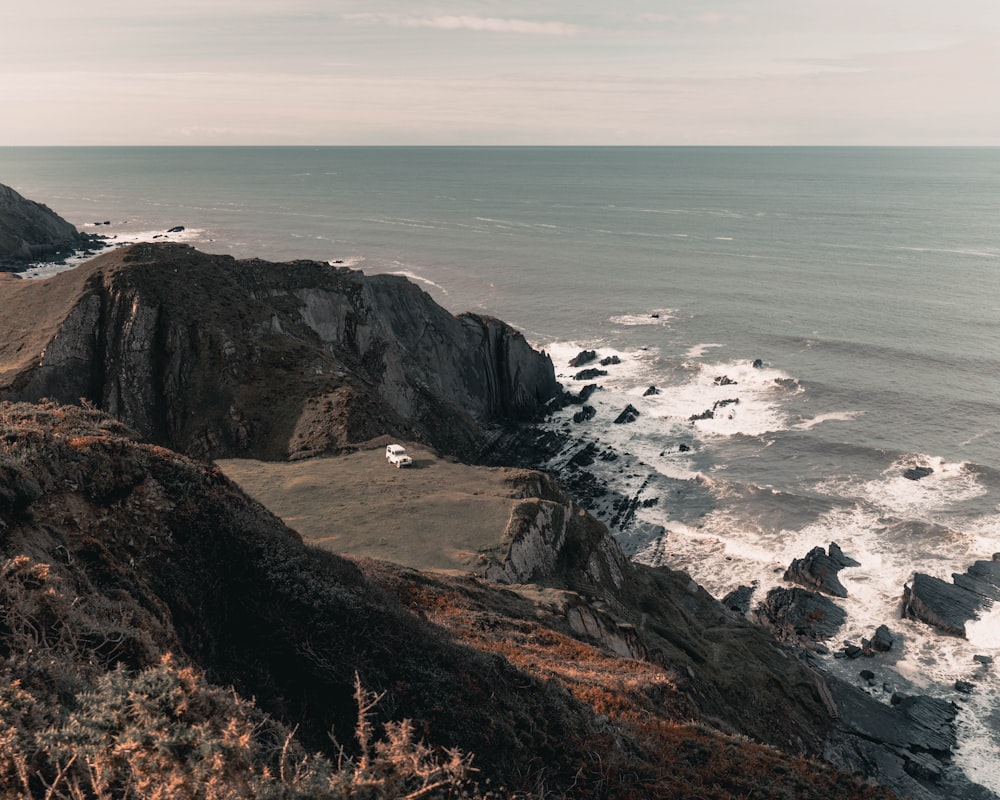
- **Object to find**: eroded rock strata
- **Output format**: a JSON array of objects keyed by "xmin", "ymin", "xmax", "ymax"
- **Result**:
[{"xmin": 0, "ymin": 243, "xmax": 559, "ymax": 461}]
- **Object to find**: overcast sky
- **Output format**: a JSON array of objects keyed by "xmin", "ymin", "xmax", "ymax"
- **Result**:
[{"xmin": 3, "ymin": 1, "xmax": 999, "ymax": 145}]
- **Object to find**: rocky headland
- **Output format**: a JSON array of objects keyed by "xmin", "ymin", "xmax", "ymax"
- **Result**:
[
  {"xmin": 0, "ymin": 232, "xmax": 996, "ymax": 799},
  {"xmin": 0, "ymin": 182, "xmax": 105, "ymax": 271}
]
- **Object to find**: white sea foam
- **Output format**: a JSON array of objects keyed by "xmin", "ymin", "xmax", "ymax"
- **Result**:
[
  {"xmin": 387, "ymin": 267, "xmax": 450, "ymax": 295},
  {"xmin": 820, "ymin": 456, "xmax": 988, "ymax": 519},
  {"xmin": 685, "ymin": 343, "xmax": 723, "ymax": 359},
  {"xmin": 793, "ymin": 410, "xmax": 864, "ymax": 430},
  {"xmin": 20, "ymin": 227, "xmax": 205, "ymax": 280},
  {"xmin": 608, "ymin": 310, "xmax": 674, "ymax": 326}
]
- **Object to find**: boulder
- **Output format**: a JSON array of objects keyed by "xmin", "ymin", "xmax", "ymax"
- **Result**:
[
  {"xmin": 613, "ymin": 404, "xmax": 640, "ymax": 425},
  {"xmin": 568, "ymin": 349, "xmax": 597, "ymax": 367},
  {"xmin": 784, "ymin": 543, "xmax": 859, "ymax": 598},
  {"xmin": 870, "ymin": 624, "xmax": 894, "ymax": 653}
]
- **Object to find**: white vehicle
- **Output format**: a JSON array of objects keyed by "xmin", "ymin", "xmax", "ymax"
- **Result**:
[{"xmin": 385, "ymin": 444, "xmax": 413, "ymax": 468}]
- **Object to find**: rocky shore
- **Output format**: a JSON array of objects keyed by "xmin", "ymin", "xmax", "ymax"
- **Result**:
[
  {"xmin": 0, "ymin": 182, "xmax": 106, "ymax": 270},
  {"xmin": 0, "ymin": 190, "xmax": 996, "ymax": 798}
]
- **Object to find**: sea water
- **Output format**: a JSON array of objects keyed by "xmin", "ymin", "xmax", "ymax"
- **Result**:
[{"xmin": 2, "ymin": 146, "xmax": 999, "ymax": 789}]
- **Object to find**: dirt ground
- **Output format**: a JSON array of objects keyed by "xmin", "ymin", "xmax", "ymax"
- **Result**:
[{"xmin": 216, "ymin": 442, "xmax": 522, "ymax": 573}]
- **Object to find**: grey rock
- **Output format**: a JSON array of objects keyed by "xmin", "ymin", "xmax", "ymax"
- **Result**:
[
  {"xmin": 784, "ymin": 543, "xmax": 859, "ymax": 598},
  {"xmin": 0, "ymin": 182, "xmax": 90, "ymax": 269}
]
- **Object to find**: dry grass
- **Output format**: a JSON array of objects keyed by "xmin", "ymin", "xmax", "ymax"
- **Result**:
[{"xmin": 216, "ymin": 446, "xmax": 531, "ymax": 574}]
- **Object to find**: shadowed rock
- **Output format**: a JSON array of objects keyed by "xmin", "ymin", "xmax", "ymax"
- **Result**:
[
  {"xmin": 784, "ymin": 542, "xmax": 860, "ymax": 598},
  {"xmin": 0, "ymin": 182, "xmax": 98, "ymax": 270},
  {"xmin": 754, "ymin": 587, "xmax": 847, "ymax": 641},
  {"xmin": 0, "ymin": 243, "xmax": 560, "ymax": 461},
  {"xmin": 903, "ymin": 558, "xmax": 1000, "ymax": 638}
]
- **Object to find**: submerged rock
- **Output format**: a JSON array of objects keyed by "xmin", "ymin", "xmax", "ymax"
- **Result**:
[{"xmin": 903, "ymin": 466, "xmax": 934, "ymax": 481}]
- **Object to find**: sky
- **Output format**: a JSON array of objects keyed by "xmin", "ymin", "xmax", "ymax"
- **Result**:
[{"xmin": 3, "ymin": 1, "xmax": 1000, "ymax": 146}]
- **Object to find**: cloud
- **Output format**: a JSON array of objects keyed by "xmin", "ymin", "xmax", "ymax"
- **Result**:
[
  {"xmin": 343, "ymin": 13, "xmax": 581, "ymax": 36},
  {"xmin": 694, "ymin": 13, "xmax": 747, "ymax": 26}
]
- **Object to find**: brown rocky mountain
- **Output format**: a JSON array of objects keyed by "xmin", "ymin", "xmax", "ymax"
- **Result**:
[
  {"xmin": 0, "ymin": 182, "xmax": 95, "ymax": 270},
  {"xmin": 0, "ymin": 243, "xmax": 559, "ymax": 461}
]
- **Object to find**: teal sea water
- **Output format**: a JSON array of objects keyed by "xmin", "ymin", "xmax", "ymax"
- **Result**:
[{"xmin": 2, "ymin": 146, "xmax": 1000, "ymax": 788}]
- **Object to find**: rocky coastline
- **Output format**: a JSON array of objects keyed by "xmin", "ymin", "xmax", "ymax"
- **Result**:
[
  {"xmin": 0, "ymin": 182, "xmax": 108, "ymax": 271},
  {"xmin": 0, "ymin": 188, "xmax": 996, "ymax": 799}
]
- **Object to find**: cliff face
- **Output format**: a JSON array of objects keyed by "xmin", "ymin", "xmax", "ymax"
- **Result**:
[
  {"xmin": 0, "ymin": 183, "xmax": 89, "ymax": 269},
  {"xmin": 0, "ymin": 243, "xmax": 560, "ymax": 460}
]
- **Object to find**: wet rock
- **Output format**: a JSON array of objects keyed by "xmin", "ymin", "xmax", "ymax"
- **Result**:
[
  {"xmin": 574, "ymin": 368, "xmax": 608, "ymax": 381},
  {"xmin": 751, "ymin": 358, "xmax": 764, "ymax": 369},
  {"xmin": 859, "ymin": 669, "xmax": 876, "ymax": 683},
  {"xmin": 784, "ymin": 543, "xmax": 859, "ymax": 598},
  {"xmin": 568, "ymin": 349, "xmax": 597, "ymax": 367},
  {"xmin": 903, "ymin": 561, "xmax": 1000, "ymax": 638},
  {"xmin": 572, "ymin": 405, "xmax": 596, "ymax": 424},
  {"xmin": 566, "ymin": 443, "xmax": 600, "ymax": 468},
  {"xmin": 753, "ymin": 587, "xmax": 847, "ymax": 641},
  {"xmin": 677, "ymin": 443, "xmax": 691, "ymax": 452},
  {"xmin": 642, "ymin": 385, "xmax": 659, "ymax": 396},
  {"xmin": 870, "ymin": 624, "xmax": 894, "ymax": 653},
  {"xmin": 954, "ymin": 680, "xmax": 974, "ymax": 695},
  {"xmin": 577, "ymin": 384, "xmax": 600, "ymax": 403},
  {"xmin": 721, "ymin": 584, "xmax": 755, "ymax": 615},
  {"xmin": 613, "ymin": 404, "xmax": 640, "ymax": 425},
  {"xmin": 713, "ymin": 375, "xmax": 737, "ymax": 386},
  {"xmin": 689, "ymin": 409, "xmax": 714, "ymax": 421},
  {"xmin": 903, "ymin": 465, "xmax": 934, "ymax": 481},
  {"xmin": 973, "ymin": 654, "xmax": 993, "ymax": 666},
  {"xmin": 599, "ymin": 355, "xmax": 621, "ymax": 366},
  {"xmin": 166, "ymin": 225, "xmax": 186, "ymax": 233}
]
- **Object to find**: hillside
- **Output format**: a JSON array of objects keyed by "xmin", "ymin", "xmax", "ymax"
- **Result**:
[{"xmin": 0, "ymin": 400, "xmax": 904, "ymax": 800}]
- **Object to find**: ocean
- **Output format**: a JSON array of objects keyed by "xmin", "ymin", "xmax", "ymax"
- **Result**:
[{"xmin": 2, "ymin": 146, "xmax": 999, "ymax": 789}]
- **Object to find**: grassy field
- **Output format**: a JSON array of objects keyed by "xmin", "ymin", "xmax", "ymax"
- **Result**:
[{"xmin": 216, "ymin": 443, "xmax": 526, "ymax": 573}]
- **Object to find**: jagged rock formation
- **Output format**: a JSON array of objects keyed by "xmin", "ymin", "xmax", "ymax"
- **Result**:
[
  {"xmin": 0, "ymin": 183, "xmax": 96, "ymax": 269},
  {"xmin": 0, "ymin": 243, "xmax": 560, "ymax": 461},
  {"xmin": 903, "ymin": 558, "xmax": 1000, "ymax": 637},
  {"xmin": 784, "ymin": 542, "xmax": 861, "ymax": 598}
]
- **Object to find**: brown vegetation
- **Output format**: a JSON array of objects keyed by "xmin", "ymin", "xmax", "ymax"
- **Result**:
[{"xmin": 0, "ymin": 402, "xmax": 896, "ymax": 799}]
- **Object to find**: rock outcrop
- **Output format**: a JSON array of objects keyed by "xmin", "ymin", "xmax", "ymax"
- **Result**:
[
  {"xmin": 903, "ymin": 558, "xmax": 1000, "ymax": 637},
  {"xmin": 784, "ymin": 542, "xmax": 860, "ymax": 598},
  {"xmin": 0, "ymin": 243, "xmax": 560, "ymax": 461},
  {"xmin": 0, "ymin": 182, "xmax": 96, "ymax": 269}
]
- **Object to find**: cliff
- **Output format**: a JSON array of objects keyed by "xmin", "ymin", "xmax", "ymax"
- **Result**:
[
  {"xmin": 0, "ymin": 243, "xmax": 560, "ymax": 461},
  {"xmin": 0, "ymin": 401, "xmax": 897, "ymax": 799},
  {"xmin": 0, "ymin": 183, "xmax": 93, "ymax": 270}
]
